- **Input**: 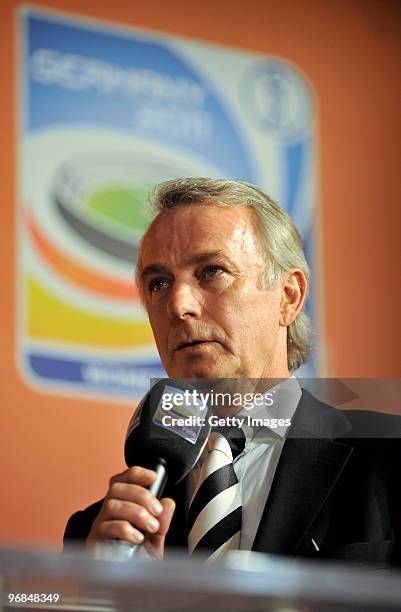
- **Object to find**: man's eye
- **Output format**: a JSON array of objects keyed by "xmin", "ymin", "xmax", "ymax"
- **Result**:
[
  {"xmin": 203, "ymin": 266, "xmax": 223, "ymax": 278},
  {"xmin": 149, "ymin": 278, "xmax": 169, "ymax": 292}
]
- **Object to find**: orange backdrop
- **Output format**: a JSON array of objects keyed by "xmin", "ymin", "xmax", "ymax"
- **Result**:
[{"xmin": 0, "ymin": 0, "xmax": 400, "ymax": 547}]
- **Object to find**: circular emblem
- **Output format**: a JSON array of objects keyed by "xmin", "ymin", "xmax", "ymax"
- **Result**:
[{"xmin": 241, "ymin": 61, "xmax": 314, "ymax": 141}]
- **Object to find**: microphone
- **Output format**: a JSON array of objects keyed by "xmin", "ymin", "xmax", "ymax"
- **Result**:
[{"xmin": 102, "ymin": 379, "xmax": 212, "ymax": 559}]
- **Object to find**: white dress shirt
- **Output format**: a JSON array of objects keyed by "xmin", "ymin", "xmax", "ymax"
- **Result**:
[{"xmin": 187, "ymin": 377, "xmax": 302, "ymax": 550}]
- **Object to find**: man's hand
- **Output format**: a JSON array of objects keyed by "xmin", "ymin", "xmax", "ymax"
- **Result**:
[{"xmin": 86, "ymin": 466, "xmax": 176, "ymax": 559}]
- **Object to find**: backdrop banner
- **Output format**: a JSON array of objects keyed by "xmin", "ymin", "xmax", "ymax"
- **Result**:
[{"xmin": 17, "ymin": 7, "xmax": 317, "ymax": 403}]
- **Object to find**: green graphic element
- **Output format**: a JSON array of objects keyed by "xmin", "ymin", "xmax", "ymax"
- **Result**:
[
  {"xmin": 170, "ymin": 404, "xmax": 194, "ymax": 418},
  {"xmin": 85, "ymin": 183, "xmax": 150, "ymax": 232}
]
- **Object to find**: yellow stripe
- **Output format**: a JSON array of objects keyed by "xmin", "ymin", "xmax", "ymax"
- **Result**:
[{"xmin": 26, "ymin": 276, "xmax": 154, "ymax": 348}]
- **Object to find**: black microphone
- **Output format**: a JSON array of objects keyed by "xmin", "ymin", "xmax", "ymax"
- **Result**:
[{"xmin": 105, "ymin": 379, "xmax": 212, "ymax": 559}]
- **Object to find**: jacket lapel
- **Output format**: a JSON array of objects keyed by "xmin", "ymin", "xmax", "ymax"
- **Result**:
[
  {"xmin": 252, "ymin": 390, "xmax": 354, "ymax": 554},
  {"xmin": 165, "ymin": 390, "xmax": 355, "ymax": 555}
]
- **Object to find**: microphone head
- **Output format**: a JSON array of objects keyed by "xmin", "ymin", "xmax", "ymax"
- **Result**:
[{"xmin": 125, "ymin": 379, "xmax": 212, "ymax": 484}]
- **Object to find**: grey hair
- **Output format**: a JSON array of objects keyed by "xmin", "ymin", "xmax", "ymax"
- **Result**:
[{"xmin": 137, "ymin": 177, "xmax": 311, "ymax": 372}]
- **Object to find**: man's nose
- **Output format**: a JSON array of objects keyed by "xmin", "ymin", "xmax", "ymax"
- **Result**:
[{"xmin": 167, "ymin": 281, "xmax": 203, "ymax": 320}]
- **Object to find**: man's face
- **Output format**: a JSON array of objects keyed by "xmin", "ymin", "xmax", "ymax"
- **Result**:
[{"xmin": 138, "ymin": 204, "xmax": 289, "ymax": 380}]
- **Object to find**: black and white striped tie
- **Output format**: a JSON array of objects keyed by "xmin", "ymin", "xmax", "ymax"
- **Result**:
[{"xmin": 187, "ymin": 426, "xmax": 246, "ymax": 561}]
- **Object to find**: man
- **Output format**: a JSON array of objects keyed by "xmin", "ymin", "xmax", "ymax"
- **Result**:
[{"xmin": 64, "ymin": 178, "xmax": 400, "ymax": 566}]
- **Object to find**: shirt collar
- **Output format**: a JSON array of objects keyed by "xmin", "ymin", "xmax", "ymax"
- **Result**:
[{"xmin": 238, "ymin": 376, "xmax": 301, "ymax": 442}]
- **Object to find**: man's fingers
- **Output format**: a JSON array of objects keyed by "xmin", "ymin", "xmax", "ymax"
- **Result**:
[
  {"xmin": 88, "ymin": 520, "xmax": 145, "ymax": 546},
  {"xmin": 87, "ymin": 468, "xmax": 174, "ymax": 559},
  {"xmin": 142, "ymin": 498, "xmax": 176, "ymax": 560},
  {"xmin": 101, "ymin": 499, "xmax": 160, "ymax": 534},
  {"xmin": 157, "ymin": 498, "xmax": 176, "ymax": 536},
  {"xmin": 107, "ymin": 482, "xmax": 163, "ymax": 517},
  {"xmin": 109, "ymin": 466, "xmax": 157, "ymax": 488}
]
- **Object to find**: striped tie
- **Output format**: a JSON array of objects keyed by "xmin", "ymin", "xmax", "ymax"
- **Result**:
[{"xmin": 187, "ymin": 426, "xmax": 246, "ymax": 561}]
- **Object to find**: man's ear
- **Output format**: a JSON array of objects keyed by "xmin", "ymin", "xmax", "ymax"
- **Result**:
[{"xmin": 279, "ymin": 269, "xmax": 307, "ymax": 327}]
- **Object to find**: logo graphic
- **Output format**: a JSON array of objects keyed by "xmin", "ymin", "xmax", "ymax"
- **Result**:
[
  {"xmin": 18, "ymin": 10, "xmax": 317, "ymax": 403},
  {"xmin": 241, "ymin": 62, "xmax": 314, "ymax": 140}
]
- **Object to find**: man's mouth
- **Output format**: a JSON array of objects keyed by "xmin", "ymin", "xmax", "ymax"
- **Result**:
[{"xmin": 175, "ymin": 340, "xmax": 214, "ymax": 351}]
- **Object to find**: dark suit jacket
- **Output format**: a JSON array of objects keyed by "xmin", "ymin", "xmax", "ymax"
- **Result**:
[{"xmin": 64, "ymin": 390, "xmax": 401, "ymax": 567}]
